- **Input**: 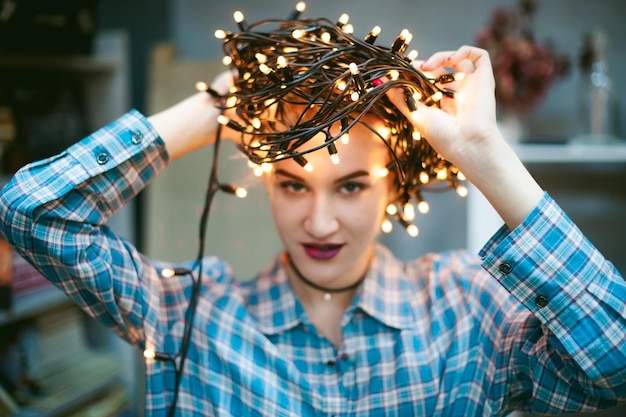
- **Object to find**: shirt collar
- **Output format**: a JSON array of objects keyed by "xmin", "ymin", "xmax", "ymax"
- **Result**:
[
  {"xmin": 244, "ymin": 244, "xmax": 416, "ymax": 335},
  {"xmin": 356, "ymin": 244, "xmax": 417, "ymax": 330}
]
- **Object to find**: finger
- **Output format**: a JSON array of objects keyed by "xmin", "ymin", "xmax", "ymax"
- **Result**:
[
  {"xmin": 446, "ymin": 45, "xmax": 492, "ymax": 72},
  {"xmin": 421, "ymin": 45, "xmax": 490, "ymax": 74}
]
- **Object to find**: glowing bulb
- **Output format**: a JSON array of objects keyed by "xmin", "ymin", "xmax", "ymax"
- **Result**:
[
  {"xmin": 413, "ymin": 91, "xmax": 422, "ymax": 101},
  {"xmin": 371, "ymin": 26, "xmax": 381, "ymax": 36},
  {"xmin": 262, "ymin": 163, "xmax": 272, "ymax": 173},
  {"xmin": 259, "ymin": 63, "xmax": 271, "ymax": 75},
  {"xmin": 321, "ymin": 32, "xmax": 331, "ymax": 43},
  {"xmin": 143, "ymin": 349, "xmax": 156, "ymax": 359},
  {"xmin": 381, "ymin": 219, "xmax": 393, "ymax": 233},
  {"xmin": 255, "ymin": 53, "xmax": 267, "ymax": 64},
  {"xmin": 233, "ymin": 10, "xmax": 244, "ymax": 23},
  {"xmin": 283, "ymin": 46, "xmax": 299, "ymax": 53},
  {"xmin": 457, "ymin": 171, "xmax": 466, "ymax": 181},
  {"xmin": 351, "ymin": 91, "xmax": 359, "ymax": 101},
  {"xmin": 349, "ymin": 62, "xmax": 359, "ymax": 75},
  {"xmin": 337, "ymin": 13, "xmax": 349, "ymax": 25},
  {"xmin": 217, "ymin": 115, "xmax": 229, "ymax": 126},
  {"xmin": 276, "ymin": 55, "xmax": 287, "ymax": 68},
  {"xmin": 330, "ymin": 154, "xmax": 340, "ymax": 165},
  {"xmin": 292, "ymin": 29, "xmax": 305, "ymax": 39},
  {"xmin": 426, "ymin": 91, "xmax": 444, "ymax": 104},
  {"xmin": 454, "ymin": 72, "xmax": 465, "ymax": 81},
  {"xmin": 344, "ymin": 24, "xmax": 354, "ymax": 34},
  {"xmin": 456, "ymin": 185, "xmax": 469, "ymax": 197},
  {"xmin": 303, "ymin": 163, "xmax": 313, "ymax": 172},
  {"xmin": 377, "ymin": 126, "xmax": 390, "ymax": 139},
  {"xmin": 407, "ymin": 50, "xmax": 419, "ymax": 61},
  {"xmin": 222, "ymin": 56, "xmax": 232, "ymax": 65},
  {"xmin": 436, "ymin": 168, "xmax": 447, "ymax": 180},
  {"xmin": 161, "ymin": 268, "xmax": 175, "ymax": 278},
  {"xmin": 419, "ymin": 171, "xmax": 430, "ymax": 184},
  {"xmin": 253, "ymin": 166, "xmax": 264, "ymax": 177},
  {"xmin": 418, "ymin": 200, "xmax": 430, "ymax": 214},
  {"xmin": 372, "ymin": 166, "xmax": 389, "ymax": 178},
  {"xmin": 389, "ymin": 70, "xmax": 399, "ymax": 80},
  {"xmin": 214, "ymin": 29, "xmax": 226, "ymax": 39},
  {"xmin": 235, "ymin": 187, "xmax": 248, "ymax": 198},
  {"xmin": 403, "ymin": 202, "xmax": 415, "ymax": 221},
  {"xmin": 403, "ymin": 30, "xmax": 413, "ymax": 45},
  {"xmin": 340, "ymin": 133, "xmax": 350, "ymax": 144},
  {"xmin": 406, "ymin": 224, "xmax": 419, "ymax": 237},
  {"xmin": 195, "ymin": 81, "xmax": 208, "ymax": 91},
  {"xmin": 296, "ymin": 1, "xmax": 306, "ymax": 12},
  {"xmin": 226, "ymin": 95, "xmax": 238, "ymax": 107},
  {"xmin": 386, "ymin": 204, "xmax": 397, "ymax": 216},
  {"xmin": 337, "ymin": 80, "xmax": 347, "ymax": 91},
  {"xmin": 412, "ymin": 130, "xmax": 421, "ymax": 140}
]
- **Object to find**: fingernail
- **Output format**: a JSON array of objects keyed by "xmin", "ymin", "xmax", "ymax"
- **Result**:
[{"xmin": 372, "ymin": 78, "xmax": 383, "ymax": 86}]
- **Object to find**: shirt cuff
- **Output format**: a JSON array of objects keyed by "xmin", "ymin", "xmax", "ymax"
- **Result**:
[{"xmin": 478, "ymin": 192, "xmax": 605, "ymax": 322}]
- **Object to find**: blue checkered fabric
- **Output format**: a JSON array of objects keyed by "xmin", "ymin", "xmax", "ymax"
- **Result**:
[{"xmin": 1, "ymin": 111, "xmax": 625, "ymax": 416}]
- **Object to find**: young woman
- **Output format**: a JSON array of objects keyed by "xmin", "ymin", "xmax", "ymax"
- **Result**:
[{"xmin": 0, "ymin": 43, "xmax": 624, "ymax": 416}]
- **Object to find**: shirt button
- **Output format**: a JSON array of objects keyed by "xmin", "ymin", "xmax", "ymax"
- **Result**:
[
  {"xmin": 131, "ymin": 132, "xmax": 143, "ymax": 144},
  {"xmin": 96, "ymin": 152, "xmax": 109, "ymax": 164},
  {"xmin": 498, "ymin": 262, "xmax": 512, "ymax": 275},
  {"xmin": 535, "ymin": 295, "xmax": 548, "ymax": 308},
  {"xmin": 326, "ymin": 360, "xmax": 335, "ymax": 367}
]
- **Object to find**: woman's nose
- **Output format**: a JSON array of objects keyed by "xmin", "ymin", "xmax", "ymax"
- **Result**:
[{"xmin": 303, "ymin": 193, "xmax": 340, "ymax": 239}]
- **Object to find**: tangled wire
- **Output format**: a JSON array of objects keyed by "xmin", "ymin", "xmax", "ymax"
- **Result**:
[{"xmin": 211, "ymin": 3, "xmax": 467, "ymax": 233}]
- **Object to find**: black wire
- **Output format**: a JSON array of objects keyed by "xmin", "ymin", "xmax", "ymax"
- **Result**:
[{"xmin": 166, "ymin": 112, "xmax": 226, "ymax": 417}]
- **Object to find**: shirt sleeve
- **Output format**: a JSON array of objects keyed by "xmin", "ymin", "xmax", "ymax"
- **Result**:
[
  {"xmin": 0, "ymin": 110, "xmax": 170, "ymax": 346},
  {"xmin": 479, "ymin": 192, "xmax": 626, "ymax": 413}
]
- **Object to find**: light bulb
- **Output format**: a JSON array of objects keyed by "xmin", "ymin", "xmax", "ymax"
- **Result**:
[
  {"xmin": 381, "ymin": 219, "xmax": 393, "ymax": 233},
  {"xmin": 403, "ymin": 202, "xmax": 415, "ymax": 221},
  {"xmin": 456, "ymin": 185, "xmax": 469, "ymax": 198},
  {"xmin": 214, "ymin": 29, "xmax": 226, "ymax": 39},
  {"xmin": 419, "ymin": 172, "xmax": 430, "ymax": 184},
  {"xmin": 222, "ymin": 56, "xmax": 232, "ymax": 65},
  {"xmin": 195, "ymin": 81, "xmax": 208, "ymax": 91},
  {"xmin": 418, "ymin": 200, "xmax": 430, "ymax": 214},
  {"xmin": 330, "ymin": 154, "xmax": 340, "ymax": 165},
  {"xmin": 143, "ymin": 349, "xmax": 156, "ymax": 359},
  {"xmin": 386, "ymin": 204, "xmax": 397, "ymax": 216},
  {"xmin": 235, "ymin": 187, "xmax": 248, "ymax": 198},
  {"xmin": 406, "ymin": 224, "xmax": 419, "ymax": 237},
  {"xmin": 233, "ymin": 11, "xmax": 244, "ymax": 23},
  {"xmin": 161, "ymin": 268, "xmax": 175, "ymax": 278}
]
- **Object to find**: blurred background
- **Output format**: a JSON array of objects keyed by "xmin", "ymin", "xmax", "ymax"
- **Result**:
[{"xmin": 0, "ymin": 0, "xmax": 625, "ymax": 416}]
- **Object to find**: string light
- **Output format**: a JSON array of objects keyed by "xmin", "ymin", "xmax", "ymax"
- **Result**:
[{"xmin": 211, "ymin": 1, "xmax": 466, "ymax": 237}]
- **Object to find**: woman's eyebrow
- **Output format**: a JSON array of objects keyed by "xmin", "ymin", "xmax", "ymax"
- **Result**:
[{"xmin": 274, "ymin": 168, "xmax": 371, "ymax": 183}]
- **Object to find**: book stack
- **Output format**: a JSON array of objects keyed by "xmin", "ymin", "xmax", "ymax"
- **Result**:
[{"xmin": 0, "ymin": 306, "xmax": 128, "ymax": 417}]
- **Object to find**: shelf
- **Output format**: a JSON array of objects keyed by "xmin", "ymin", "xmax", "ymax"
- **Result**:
[
  {"xmin": 0, "ymin": 55, "xmax": 116, "ymax": 74},
  {"xmin": 0, "ymin": 286, "xmax": 72, "ymax": 326},
  {"xmin": 513, "ymin": 142, "xmax": 626, "ymax": 164}
]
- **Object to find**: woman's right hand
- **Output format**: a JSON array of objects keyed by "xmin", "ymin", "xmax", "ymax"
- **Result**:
[{"xmin": 148, "ymin": 69, "xmax": 238, "ymax": 161}]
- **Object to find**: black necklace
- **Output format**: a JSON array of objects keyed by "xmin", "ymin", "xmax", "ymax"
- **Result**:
[{"xmin": 286, "ymin": 253, "xmax": 366, "ymax": 301}]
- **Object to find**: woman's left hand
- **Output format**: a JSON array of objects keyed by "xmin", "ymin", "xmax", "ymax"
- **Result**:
[{"xmin": 389, "ymin": 45, "xmax": 544, "ymax": 229}]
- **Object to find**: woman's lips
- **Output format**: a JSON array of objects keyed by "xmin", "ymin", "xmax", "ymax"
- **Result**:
[{"xmin": 302, "ymin": 243, "xmax": 343, "ymax": 260}]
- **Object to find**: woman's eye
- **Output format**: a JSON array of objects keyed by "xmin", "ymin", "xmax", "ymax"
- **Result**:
[
  {"xmin": 279, "ymin": 181, "xmax": 307, "ymax": 193},
  {"xmin": 339, "ymin": 182, "xmax": 366, "ymax": 194}
]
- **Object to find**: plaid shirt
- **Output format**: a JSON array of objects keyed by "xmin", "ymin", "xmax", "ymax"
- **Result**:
[{"xmin": 1, "ymin": 110, "xmax": 625, "ymax": 416}]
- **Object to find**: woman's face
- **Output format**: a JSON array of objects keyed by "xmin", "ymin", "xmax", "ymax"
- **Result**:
[{"xmin": 265, "ymin": 118, "xmax": 393, "ymax": 288}]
